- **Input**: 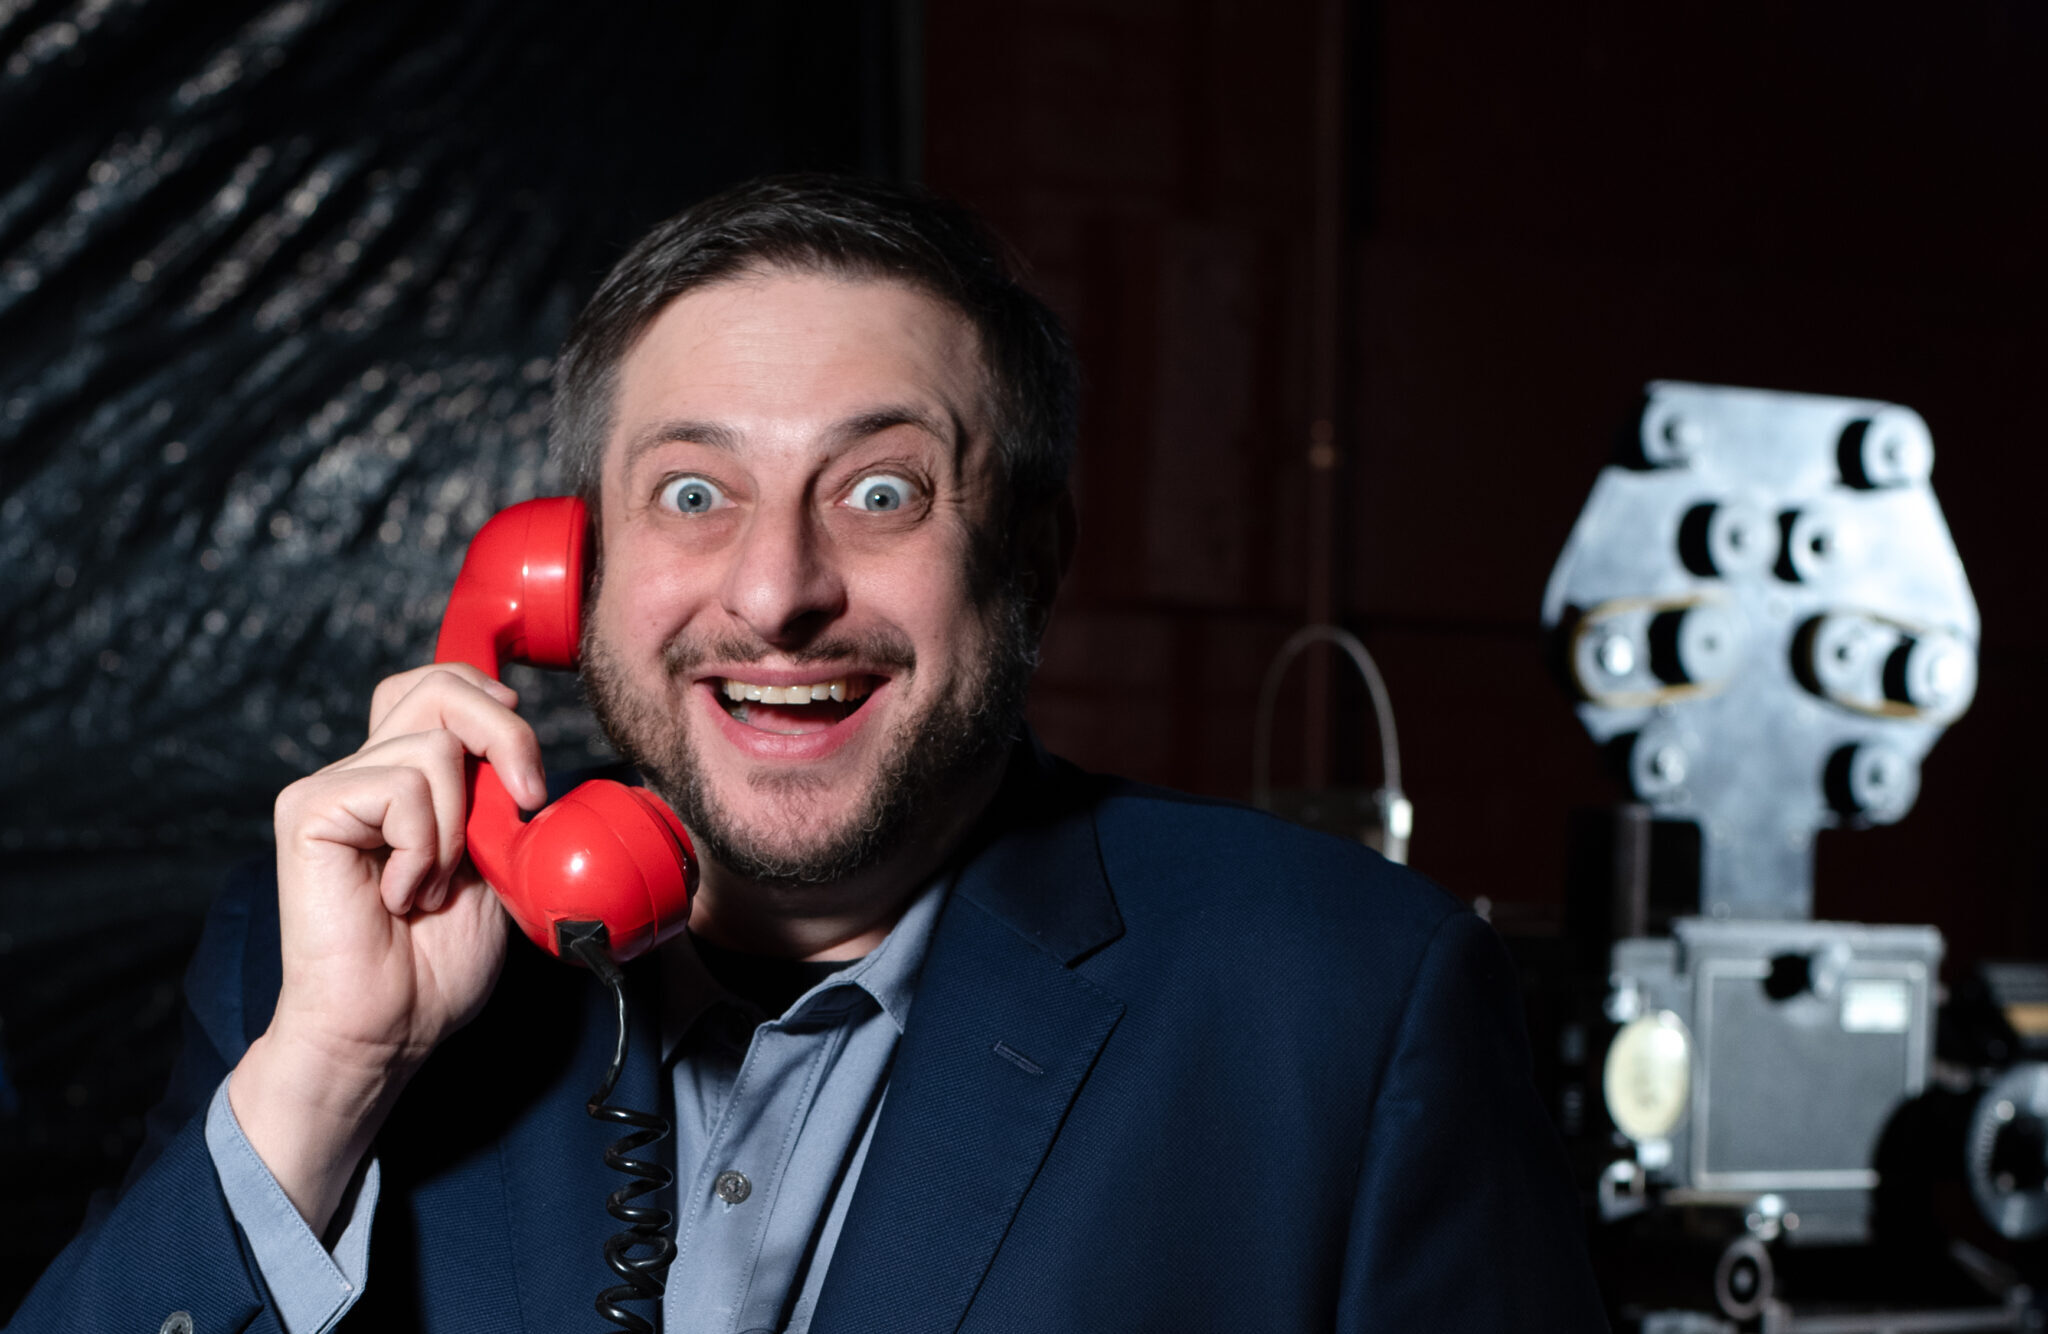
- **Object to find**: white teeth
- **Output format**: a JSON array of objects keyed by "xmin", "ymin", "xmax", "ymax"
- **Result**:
[{"xmin": 719, "ymin": 676, "xmax": 871, "ymax": 705}]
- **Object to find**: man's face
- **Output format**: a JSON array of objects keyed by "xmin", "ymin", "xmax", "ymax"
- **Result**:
[{"xmin": 581, "ymin": 268, "xmax": 1033, "ymax": 889}]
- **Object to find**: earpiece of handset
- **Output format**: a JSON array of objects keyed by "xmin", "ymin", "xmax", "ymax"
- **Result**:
[{"xmin": 433, "ymin": 496, "xmax": 697, "ymax": 964}]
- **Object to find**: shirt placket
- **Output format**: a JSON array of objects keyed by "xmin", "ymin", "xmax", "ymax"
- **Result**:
[{"xmin": 668, "ymin": 990, "xmax": 858, "ymax": 1334}]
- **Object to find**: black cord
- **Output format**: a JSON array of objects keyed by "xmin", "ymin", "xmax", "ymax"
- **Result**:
[{"xmin": 561, "ymin": 923, "xmax": 676, "ymax": 1334}]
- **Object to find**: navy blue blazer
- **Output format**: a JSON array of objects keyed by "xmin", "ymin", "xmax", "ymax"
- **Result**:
[{"xmin": 10, "ymin": 747, "xmax": 1607, "ymax": 1332}]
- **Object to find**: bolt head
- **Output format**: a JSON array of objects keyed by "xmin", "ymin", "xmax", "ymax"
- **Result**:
[{"xmin": 1597, "ymin": 634, "xmax": 1636, "ymax": 677}]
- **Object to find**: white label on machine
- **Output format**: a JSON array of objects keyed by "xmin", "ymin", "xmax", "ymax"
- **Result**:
[{"xmin": 1841, "ymin": 977, "xmax": 1912, "ymax": 1033}]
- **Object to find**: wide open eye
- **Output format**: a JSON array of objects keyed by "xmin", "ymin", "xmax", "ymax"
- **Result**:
[
  {"xmin": 658, "ymin": 475, "xmax": 729, "ymax": 516},
  {"xmin": 846, "ymin": 473, "xmax": 916, "ymax": 513}
]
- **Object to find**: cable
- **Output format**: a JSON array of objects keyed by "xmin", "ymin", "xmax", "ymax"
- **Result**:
[
  {"xmin": 1251, "ymin": 623, "xmax": 1412, "ymax": 864},
  {"xmin": 560, "ymin": 922, "xmax": 675, "ymax": 1334}
]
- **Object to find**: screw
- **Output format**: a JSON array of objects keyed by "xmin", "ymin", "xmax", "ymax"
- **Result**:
[
  {"xmin": 1663, "ymin": 416, "xmax": 1703, "ymax": 457},
  {"xmin": 1597, "ymin": 634, "xmax": 1636, "ymax": 677}
]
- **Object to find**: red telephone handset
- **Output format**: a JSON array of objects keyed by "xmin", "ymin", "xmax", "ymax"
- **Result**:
[{"xmin": 433, "ymin": 496, "xmax": 696, "ymax": 963}]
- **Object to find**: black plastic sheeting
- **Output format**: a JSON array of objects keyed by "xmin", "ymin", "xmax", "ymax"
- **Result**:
[{"xmin": 0, "ymin": 0, "xmax": 909, "ymax": 1305}]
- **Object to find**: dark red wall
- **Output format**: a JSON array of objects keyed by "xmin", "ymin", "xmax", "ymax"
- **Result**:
[{"xmin": 926, "ymin": 1, "xmax": 2048, "ymax": 969}]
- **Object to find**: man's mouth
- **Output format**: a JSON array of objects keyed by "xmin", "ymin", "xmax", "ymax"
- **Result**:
[{"xmin": 713, "ymin": 675, "xmax": 880, "ymax": 735}]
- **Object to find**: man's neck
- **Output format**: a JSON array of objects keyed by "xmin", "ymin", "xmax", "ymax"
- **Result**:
[{"xmin": 683, "ymin": 754, "xmax": 1007, "ymax": 961}]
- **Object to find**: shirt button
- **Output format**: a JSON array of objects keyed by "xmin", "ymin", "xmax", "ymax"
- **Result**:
[{"xmin": 714, "ymin": 1169, "xmax": 752, "ymax": 1204}]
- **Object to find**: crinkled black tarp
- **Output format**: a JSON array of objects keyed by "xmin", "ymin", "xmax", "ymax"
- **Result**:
[{"xmin": 0, "ymin": 0, "xmax": 908, "ymax": 1302}]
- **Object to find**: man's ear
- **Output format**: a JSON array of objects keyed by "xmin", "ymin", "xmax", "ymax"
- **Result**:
[{"xmin": 1018, "ymin": 488, "xmax": 1077, "ymax": 633}]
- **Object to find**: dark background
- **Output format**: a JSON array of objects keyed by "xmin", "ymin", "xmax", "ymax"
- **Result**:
[{"xmin": 6, "ymin": 0, "xmax": 2047, "ymax": 1315}]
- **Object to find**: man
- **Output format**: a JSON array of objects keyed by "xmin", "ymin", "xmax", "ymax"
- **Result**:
[{"xmin": 10, "ymin": 175, "xmax": 1606, "ymax": 1332}]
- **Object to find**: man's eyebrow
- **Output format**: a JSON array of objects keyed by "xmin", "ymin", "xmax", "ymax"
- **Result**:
[
  {"xmin": 830, "ymin": 405, "xmax": 963, "ymax": 455},
  {"xmin": 621, "ymin": 419, "xmax": 743, "ymax": 471},
  {"xmin": 620, "ymin": 405, "xmax": 966, "ymax": 471}
]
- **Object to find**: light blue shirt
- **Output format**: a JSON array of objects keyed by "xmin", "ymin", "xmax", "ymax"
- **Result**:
[{"xmin": 203, "ymin": 875, "xmax": 949, "ymax": 1333}]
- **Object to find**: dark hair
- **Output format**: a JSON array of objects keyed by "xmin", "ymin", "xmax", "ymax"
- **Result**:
[{"xmin": 549, "ymin": 173, "xmax": 1078, "ymax": 527}]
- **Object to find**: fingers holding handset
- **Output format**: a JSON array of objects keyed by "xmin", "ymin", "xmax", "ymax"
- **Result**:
[
  {"xmin": 364, "ymin": 662, "xmax": 548, "ymax": 808},
  {"xmin": 326, "ymin": 665, "xmax": 546, "ymax": 914},
  {"xmin": 276, "ymin": 663, "xmax": 545, "ymax": 1020}
]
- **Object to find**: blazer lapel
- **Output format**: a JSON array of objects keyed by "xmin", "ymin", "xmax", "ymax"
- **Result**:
[{"xmin": 812, "ymin": 749, "xmax": 1126, "ymax": 1334}]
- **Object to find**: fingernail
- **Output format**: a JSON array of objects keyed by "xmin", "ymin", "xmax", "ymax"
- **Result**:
[{"xmin": 525, "ymin": 773, "xmax": 549, "ymax": 809}]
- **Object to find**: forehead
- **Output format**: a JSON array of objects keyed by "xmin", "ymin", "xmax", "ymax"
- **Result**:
[{"xmin": 602, "ymin": 267, "xmax": 992, "ymax": 476}]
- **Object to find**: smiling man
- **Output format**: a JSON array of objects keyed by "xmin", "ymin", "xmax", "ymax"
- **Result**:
[
  {"xmin": 577, "ymin": 268, "xmax": 1041, "ymax": 958},
  {"xmin": 9, "ymin": 177, "xmax": 1606, "ymax": 1334}
]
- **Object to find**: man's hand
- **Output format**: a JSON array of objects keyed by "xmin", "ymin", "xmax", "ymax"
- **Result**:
[{"xmin": 227, "ymin": 663, "xmax": 550, "ymax": 1236}]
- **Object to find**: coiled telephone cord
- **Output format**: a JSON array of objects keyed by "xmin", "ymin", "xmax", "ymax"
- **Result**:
[{"xmin": 562, "ymin": 926, "xmax": 675, "ymax": 1334}]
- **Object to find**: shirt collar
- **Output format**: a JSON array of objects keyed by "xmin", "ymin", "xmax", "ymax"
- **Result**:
[{"xmin": 658, "ymin": 871, "xmax": 952, "ymax": 1063}]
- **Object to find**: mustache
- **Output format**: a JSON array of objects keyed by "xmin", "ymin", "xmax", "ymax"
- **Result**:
[{"xmin": 660, "ymin": 628, "xmax": 918, "ymax": 677}]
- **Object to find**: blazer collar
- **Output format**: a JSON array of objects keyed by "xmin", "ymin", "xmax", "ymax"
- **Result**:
[{"xmin": 949, "ymin": 732, "xmax": 1125, "ymax": 964}]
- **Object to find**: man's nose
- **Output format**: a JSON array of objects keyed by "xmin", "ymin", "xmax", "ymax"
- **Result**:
[{"xmin": 718, "ymin": 499, "xmax": 846, "ymax": 646}]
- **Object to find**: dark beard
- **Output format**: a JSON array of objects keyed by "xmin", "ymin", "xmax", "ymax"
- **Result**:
[{"xmin": 580, "ymin": 587, "xmax": 1038, "ymax": 890}]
